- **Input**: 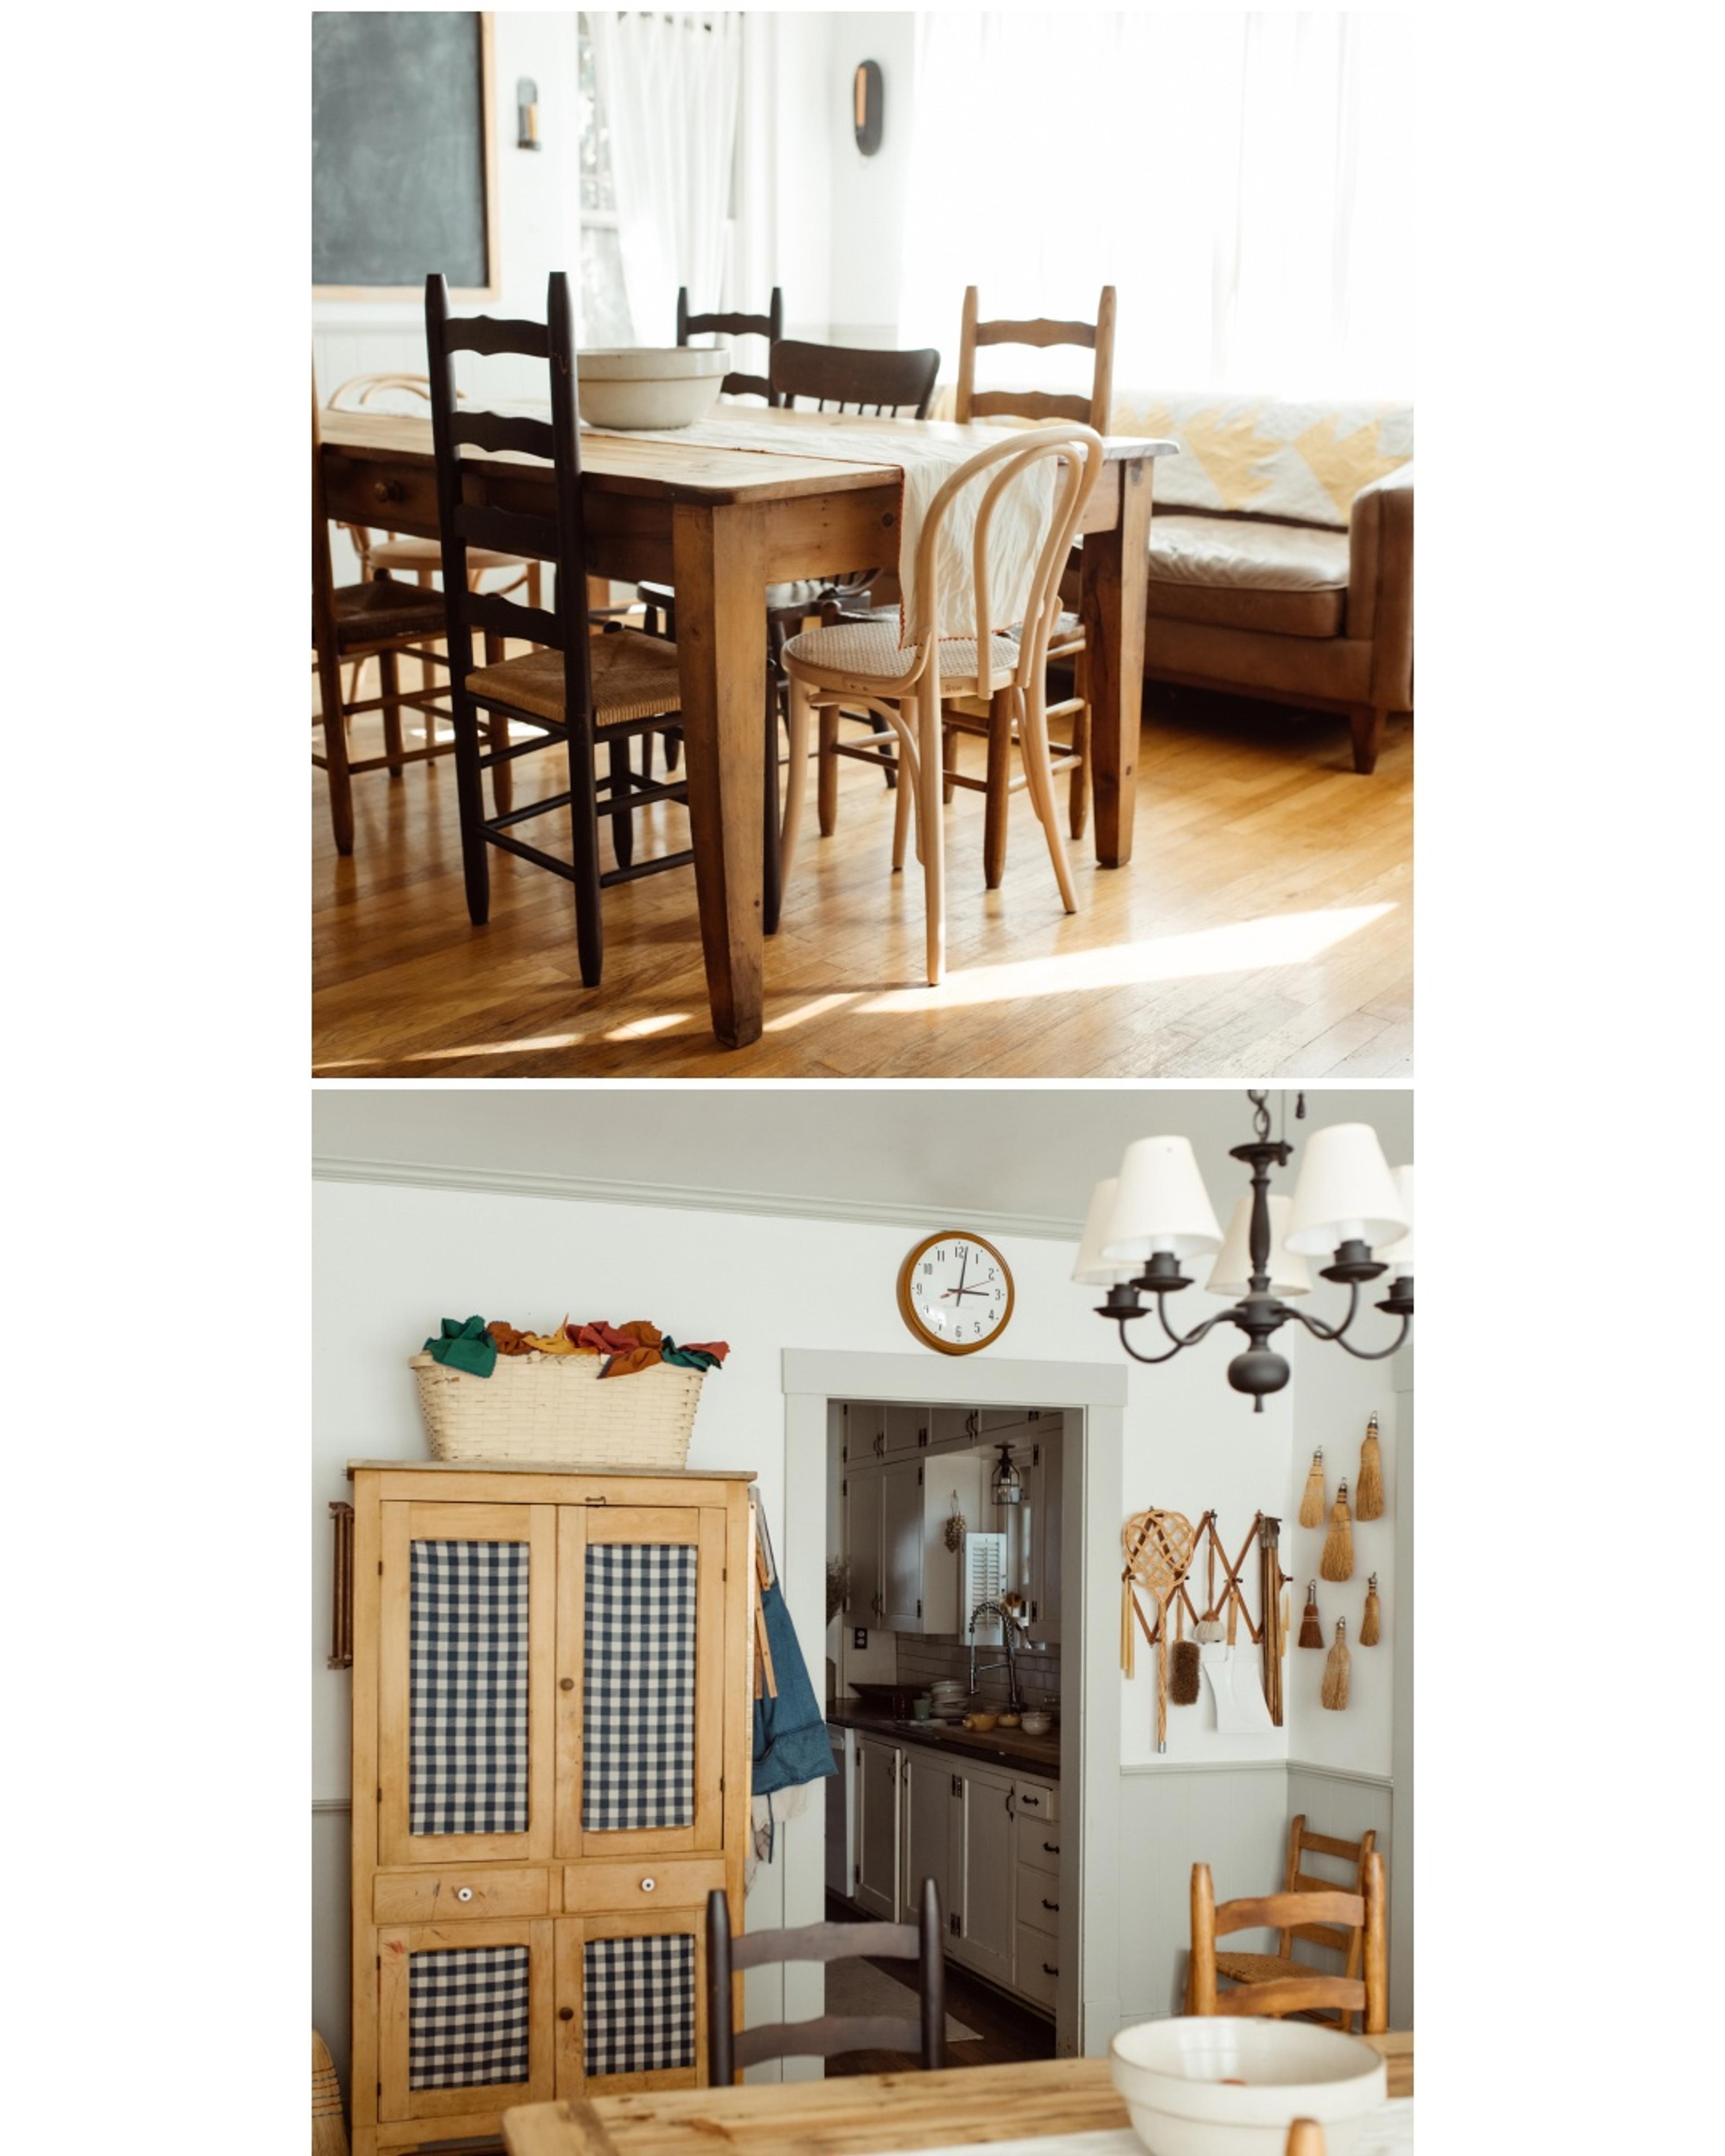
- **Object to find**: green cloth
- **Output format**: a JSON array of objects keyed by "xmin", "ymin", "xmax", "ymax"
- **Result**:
[
  {"xmin": 423, "ymin": 1315, "xmax": 497, "ymax": 1377},
  {"xmin": 660, "ymin": 1337, "xmax": 723, "ymax": 1371}
]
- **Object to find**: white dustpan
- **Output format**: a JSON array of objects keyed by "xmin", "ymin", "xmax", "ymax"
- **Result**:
[{"xmin": 1199, "ymin": 1641, "xmax": 1274, "ymax": 1732}]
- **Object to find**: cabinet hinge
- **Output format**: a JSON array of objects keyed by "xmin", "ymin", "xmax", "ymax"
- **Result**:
[
  {"xmin": 378, "ymin": 1560, "xmax": 384, "ymax": 1575},
  {"xmin": 917, "ymin": 1463, "xmax": 924, "ymax": 1486},
  {"xmin": 376, "ymin": 1787, "xmax": 383, "ymax": 1805},
  {"xmin": 1031, "ymin": 1600, "xmax": 1039, "ymax": 1623},
  {"xmin": 1032, "ymin": 1443, "xmax": 1040, "ymax": 1467},
  {"xmin": 376, "ymin": 2082, "xmax": 383, "ymax": 2098},
  {"xmin": 951, "ymin": 1775, "xmax": 963, "ymax": 1797},
  {"xmin": 376, "ymin": 1956, "xmax": 381, "ymax": 1971},
  {"xmin": 854, "ymin": 1861, "xmax": 861, "ymax": 1886},
  {"xmin": 1028, "ymin": 1410, "xmax": 1042, "ymax": 1421},
  {"xmin": 949, "ymin": 1912, "xmax": 960, "ymax": 1936},
  {"xmin": 918, "ymin": 1427, "xmax": 928, "ymax": 1447},
  {"xmin": 916, "ymin": 1598, "xmax": 922, "ymax": 1618}
]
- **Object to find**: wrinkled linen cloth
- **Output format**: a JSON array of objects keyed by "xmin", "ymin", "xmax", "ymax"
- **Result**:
[{"xmin": 581, "ymin": 411, "xmax": 1058, "ymax": 649}]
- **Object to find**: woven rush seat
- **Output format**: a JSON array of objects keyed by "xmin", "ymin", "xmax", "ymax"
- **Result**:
[
  {"xmin": 1213, "ymin": 1951, "xmax": 1324, "ymax": 1985},
  {"xmin": 368, "ymin": 535, "xmax": 530, "ymax": 576},
  {"xmin": 329, "ymin": 577, "xmax": 449, "ymax": 651},
  {"xmin": 783, "ymin": 616, "xmax": 1022, "ymax": 687},
  {"xmin": 465, "ymin": 627, "xmax": 684, "ymax": 727}
]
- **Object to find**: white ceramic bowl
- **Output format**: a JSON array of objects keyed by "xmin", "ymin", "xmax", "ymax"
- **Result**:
[
  {"xmin": 1019, "ymin": 1710, "xmax": 1053, "ymax": 1736},
  {"xmin": 1109, "ymin": 2019, "xmax": 1386, "ymax": 2156},
  {"xmin": 576, "ymin": 347, "xmax": 728, "ymax": 430}
]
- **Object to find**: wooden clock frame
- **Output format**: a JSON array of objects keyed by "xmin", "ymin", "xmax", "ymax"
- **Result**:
[{"xmin": 896, "ymin": 1229, "xmax": 1016, "ymax": 1355}]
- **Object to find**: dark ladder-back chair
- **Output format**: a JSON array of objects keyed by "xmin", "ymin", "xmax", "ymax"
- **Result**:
[
  {"xmin": 676, "ymin": 284, "xmax": 783, "ymax": 400},
  {"xmin": 424, "ymin": 270, "xmax": 693, "ymax": 988},
  {"xmin": 705, "ymin": 1878, "xmax": 947, "ymax": 2085}
]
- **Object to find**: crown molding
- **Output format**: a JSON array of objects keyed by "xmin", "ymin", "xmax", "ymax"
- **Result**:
[{"xmin": 311, "ymin": 1155, "xmax": 1087, "ymax": 1244}]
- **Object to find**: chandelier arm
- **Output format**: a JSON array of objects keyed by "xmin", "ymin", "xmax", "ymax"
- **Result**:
[
  {"xmin": 1285, "ymin": 1283, "xmax": 1361, "ymax": 1343},
  {"xmin": 1155, "ymin": 1298, "xmax": 1233, "ymax": 1351},
  {"xmin": 1114, "ymin": 1318, "xmax": 1190, "ymax": 1366},
  {"xmin": 1323, "ymin": 1313, "xmax": 1413, "ymax": 1363}
]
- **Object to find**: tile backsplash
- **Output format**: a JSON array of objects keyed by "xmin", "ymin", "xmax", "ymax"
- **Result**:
[{"xmin": 895, "ymin": 1635, "xmax": 1061, "ymax": 1709}]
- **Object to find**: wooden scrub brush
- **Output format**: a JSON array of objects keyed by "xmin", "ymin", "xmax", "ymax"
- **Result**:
[
  {"xmin": 1356, "ymin": 1412, "xmax": 1384, "ymax": 1520},
  {"xmin": 1320, "ymin": 1479, "xmax": 1355, "ymax": 1582},
  {"xmin": 1321, "ymin": 1617, "xmax": 1351, "ymax": 1710},
  {"xmin": 1298, "ymin": 1582, "xmax": 1324, "ymax": 1648},
  {"xmin": 1360, "ymin": 1573, "xmax": 1381, "ymax": 1646},
  {"xmin": 1171, "ymin": 1596, "xmax": 1200, "ymax": 1705},
  {"xmin": 1298, "ymin": 1448, "xmax": 1327, "ymax": 1529}
]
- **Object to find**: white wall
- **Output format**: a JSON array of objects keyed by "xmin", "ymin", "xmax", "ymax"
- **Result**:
[{"xmin": 825, "ymin": 12, "xmax": 918, "ymax": 346}]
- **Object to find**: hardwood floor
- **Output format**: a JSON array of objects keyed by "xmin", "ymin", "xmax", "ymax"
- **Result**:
[
  {"xmin": 821, "ymin": 1896, "xmax": 1057, "ymax": 2076},
  {"xmin": 312, "ymin": 673, "xmax": 1411, "ymax": 1078}
]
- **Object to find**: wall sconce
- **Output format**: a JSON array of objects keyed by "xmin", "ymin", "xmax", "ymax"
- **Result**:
[
  {"xmin": 853, "ymin": 60, "xmax": 883, "ymax": 156},
  {"xmin": 517, "ymin": 77, "xmax": 541, "ymax": 151}
]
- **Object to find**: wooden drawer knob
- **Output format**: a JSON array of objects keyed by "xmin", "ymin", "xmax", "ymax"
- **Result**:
[
  {"xmin": 560, "ymin": 1678, "xmax": 575, "ymax": 1692},
  {"xmin": 559, "ymin": 2006, "xmax": 575, "ymax": 2022},
  {"xmin": 456, "ymin": 1887, "xmax": 473, "ymax": 1903},
  {"xmin": 372, "ymin": 479, "xmax": 403, "ymax": 504},
  {"xmin": 640, "ymin": 1877, "xmax": 656, "ymax": 1893}
]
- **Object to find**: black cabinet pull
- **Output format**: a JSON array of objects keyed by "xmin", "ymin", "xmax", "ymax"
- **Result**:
[
  {"xmin": 1042, "ymin": 1962, "xmax": 1058, "ymax": 1975},
  {"xmin": 1043, "ymin": 1840, "xmax": 1059, "ymax": 1854},
  {"xmin": 1042, "ymin": 1897, "xmax": 1058, "ymax": 1911}
]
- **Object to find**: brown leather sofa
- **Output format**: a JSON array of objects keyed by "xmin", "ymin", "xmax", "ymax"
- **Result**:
[{"xmin": 1141, "ymin": 463, "xmax": 1413, "ymax": 773}]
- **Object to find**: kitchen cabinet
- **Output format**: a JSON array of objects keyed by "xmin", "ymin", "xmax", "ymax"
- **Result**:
[
  {"xmin": 1026, "ymin": 1427, "xmax": 1064, "ymax": 1645},
  {"xmin": 345, "ymin": 1463, "xmax": 755, "ymax": 2155},
  {"xmin": 843, "ymin": 1402, "xmax": 929, "ymax": 1461},
  {"xmin": 853, "ymin": 1734, "xmax": 902, "ymax": 1919},
  {"xmin": 843, "ymin": 1456, "xmax": 969, "ymax": 1636},
  {"xmin": 845, "ymin": 1462, "xmax": 885, "ymax": 1624},
  {"xmin": 951, "ymin": 1760, "xmax": 1017, "ymax": 1989},
  {"xmin": 902, "ymin": 1750, "xmax": 960, "ymax": 1951}
]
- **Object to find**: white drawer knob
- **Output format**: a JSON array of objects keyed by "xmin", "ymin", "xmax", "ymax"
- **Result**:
[
  {"xmin": 456, "ymin": 1888, "xmax": 473, "ymax": 1903},
  {"xmin": 640, "ymin": 1877, "xmax": 656, "ymax": 1893}
]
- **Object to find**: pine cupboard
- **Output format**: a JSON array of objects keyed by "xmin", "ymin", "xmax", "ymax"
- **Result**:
[{"xmin": 345, "ymin": 1462, "xmax": 756, "ymax": 2156}]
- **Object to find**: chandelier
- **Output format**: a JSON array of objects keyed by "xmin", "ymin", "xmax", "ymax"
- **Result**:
[{"xmin": 1074, "ymin": 1092, "xmax": 1413, "ymax": 1410}]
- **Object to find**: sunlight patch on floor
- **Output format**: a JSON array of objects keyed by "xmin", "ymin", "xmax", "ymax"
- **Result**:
[
  {"xmin": 404, "ymin": 1032, "xmax": 588, "ymax": 1060},
  {"xmin": 604, "ymin": 1013, "xmax": 690, "ymax": 1041},
  {"xmin": 854, "ymin": 904, "xmax": 1396, "ymax": 1012},
  {"xmin": 763, "ymin": 993, "xmax": 862, "ymax": 1033}
]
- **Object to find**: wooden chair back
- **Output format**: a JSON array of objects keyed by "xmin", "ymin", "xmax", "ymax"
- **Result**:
[
  {"xmin": 1277, "ymin": 1813, "xmax": 1379, "ymax": 1975},
  {"xmin": 705, "ymin": 1878, "xmax": 946, "ymax": 2082},
  {"xmin": 423, "ymin": 270, "xmax": 593, "ymax": 747},
  {"xmin": 1188, "ymin": 1852, "xmax": 1387, "ymax": 2033},
  {"xmin": 676, "ymin": 285, "xmax": 784, "ymax": 399},
  {"xmin": 955, "ymin": 285, "xmax": 1116, "ymax": 432},
  {"xmin": 770, "ymin": 339, "xmax": 941, "ymax": 418},
  {"xmin": 906, "ymin": 425, "xmax": 1104, "ymax": 676}
]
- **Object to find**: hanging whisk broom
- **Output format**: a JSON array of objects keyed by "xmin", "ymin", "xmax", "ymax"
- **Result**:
[
  {"xmin": 1321, "ymin": 1617, "xmax": 1351, "ymax": 1710},
  {"xmin": 1360, "ymin": 1573, "xmax": 1381, "ymax": 1646},
  {"xmin": 1298, "ymin": 1448, "xmax": 1327, "ymax": 1529},
  {"xmin": 1320, "ymin": 1480, "xmax": 1355, "ymax": 1582},
  {"xmin": 1171, "ymin": 1593, "xmax": 1200, "ymax": 1705},
  {"xmin": 1298, "ymin": 1582, "xmax": 1324, "ymax": 1648},
  {"xmin": 1356, "ymin": 1412, "xmax": 1384, "ymax": 1520}
]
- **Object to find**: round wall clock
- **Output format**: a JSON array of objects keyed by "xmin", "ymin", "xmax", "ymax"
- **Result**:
[{"xmin": 897, "ymin": 1230, "xmax": 1015, "ymax": 1355}]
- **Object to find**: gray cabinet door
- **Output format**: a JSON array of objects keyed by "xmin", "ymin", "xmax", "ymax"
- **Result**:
[
  {"xmin": 880, "ymin": 1403, "xmax": 930, "ymax": 1458},
  {"xmin": 846, "ymin": 1462, "xmax": 885, "ymax": 1626},
  {"xmin": 953, "ymin": 1761, "xmax": 1017, "ymax": 1988},
  {"xmin": 901, "ymin": 1750, "xmax": 960, "ymax": 1935},
  {"xmin": 880, "ymin": 1458, "xmax": 926, "ymax": 1632},
  {"xmin": 1028, "ymin": 1428, "xmax": 1063, "ymax": 1645},
  {"xmin": 854, "ymin": 1736, "xmax": 901, "ymax": 1919}
]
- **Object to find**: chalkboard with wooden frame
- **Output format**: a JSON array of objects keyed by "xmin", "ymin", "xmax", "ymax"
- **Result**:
[{"xmin": 313, "ymin": 10, "xmax": 500, "ymax": 300}]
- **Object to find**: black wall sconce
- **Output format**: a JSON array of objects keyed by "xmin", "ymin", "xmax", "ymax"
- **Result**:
[
  {"xmin": 517, "ymin": 77, "xmax": 541, "ymax": 150},
  {"xmin": 853, "ymin": 60, "xmax": 883, "ymax": 155}
]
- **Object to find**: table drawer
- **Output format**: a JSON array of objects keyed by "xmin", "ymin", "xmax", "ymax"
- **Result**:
[
  {"xmin": 372, "ymin": 1867, "xmax": 550, "ymax": 1923},
  {"xmin": 562, "ymin": 1858, "xmax": 725, "ymax": 1914},
  {"xmin": 322, "ymin": 453, "xmax": 442, "ymax": 541},
  {"xmin": 1017, "ymin": 1815, "xmax": 1062, "ymax": 1875},
  {"xmin": 1018, "ymin": 1873, "xmax": 1061, "ymax": 1937},
  {"xmin": 1015, "ymin": 1924, "xmax": 1059, "ymax": 2008}
]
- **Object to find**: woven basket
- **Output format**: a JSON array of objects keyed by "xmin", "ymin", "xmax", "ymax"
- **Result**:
[{"xmin": 409, "ymin": 1351, "xmax": 702, "ymax": 1468}]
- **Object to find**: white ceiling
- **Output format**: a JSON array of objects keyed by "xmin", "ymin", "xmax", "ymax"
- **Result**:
[{"xmin": 312, "ymin": 1087, "xmax": 1413, "ymax": 1236}]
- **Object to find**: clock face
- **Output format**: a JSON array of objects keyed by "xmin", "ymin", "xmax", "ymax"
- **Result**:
[{"xmin": 897, "ymin": 1231, "xmax": 1015, "ymax": 1356}]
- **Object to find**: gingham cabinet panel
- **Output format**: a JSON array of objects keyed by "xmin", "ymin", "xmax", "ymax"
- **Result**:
[
  {"xmin": 376, "ymin": 1503, "xmax": 557, "ymax": 1866},
  {"xmin": 555, "ymin": 1912, "xmax": 707, "ymax": 2093},
  {"xmin": 376, "ymin": 1918, "xmax": 554, "ymax": 2124},
  {"xmin": 556, "ymin": 1505, "xmax": 731, "ymax": 1859}
]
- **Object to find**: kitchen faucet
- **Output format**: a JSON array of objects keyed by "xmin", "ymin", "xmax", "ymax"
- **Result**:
[{"xmin": 967, "ymin": 1597, "xmax": 1025, "ymax": 1712}]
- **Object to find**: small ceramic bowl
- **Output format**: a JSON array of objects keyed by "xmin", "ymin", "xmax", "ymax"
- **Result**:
[
  {"xmin": 1019, "ymin": 1710, "xmax": 1053, "ymax": 1736},
  {"xmin": 997, "ymin": 1711, "xmax": 1022, "ymax": 1728},
  {"xmin": 962, "ymin": 1711, "xmax": 999, "ymax": 1732},
  {"xmin": 576, "ymin": 347, "xmax": 728, "ymax": 429},
  {"xmin": 1109, "ymin": 2018, "xmax": 1386, "ymax": 2156}
]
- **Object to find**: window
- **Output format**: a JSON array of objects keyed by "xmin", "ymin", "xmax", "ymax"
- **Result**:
[{"xmin": 577, "ymin": 13, "xmax": 634, "ymax": 345}]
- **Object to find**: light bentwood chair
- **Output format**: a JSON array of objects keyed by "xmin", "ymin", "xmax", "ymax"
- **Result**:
[{"xmin": 778, "ymin": 425, "xmax": 1104, "ymax": 986}]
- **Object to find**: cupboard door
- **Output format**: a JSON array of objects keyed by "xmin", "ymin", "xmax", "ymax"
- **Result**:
[
  {"xmin": 1029, "ymin": 1430, "xmax": 1063, "ymax": 1644},
  {"xmin": 377, "ymin": 1503, "xmax": 557, "ymax": 1867},
  {"xmin": 901, "ymin": 1751, "xmax": 959, "ymax": 1935},
  {"xmin": 376, "ymin": 1916, "xmax": 554, "ymax": 2124},
  {"xmin": 844, "ymin": 1402, "xmax": 885, "ymax": 1463},
  {"xmin": 880, "ymin": 1404, "xmax": 929, "ymax": 1458},
  {"xmin": 853, "ymin": 1736, "xmax": 900, "ymax": 1919},
  {"xmin": 556, "ymin": 1909, "xmax": 709, "ymax": 2093},
  {"xmin": 846, "ymin": 1463, "xmax": 884, "ymax": 1624},
  {"xmin": 954, "ymin": 1764, "xmax": 1016, "ymax": 1988},
  {"xmin": 557, "ymin": 1505, "xmax": 728, "ymax": 1862},
  {"xmin": 880, "ymin": 1459, "xmax": 925, "ymax": 1630}
]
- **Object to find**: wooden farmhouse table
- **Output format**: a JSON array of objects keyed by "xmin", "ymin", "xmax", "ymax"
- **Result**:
[
  {"xmin": 318, "ymin": 407, "xmax": 1174, "ymax": 1050},
  {"xmin": 500, "ymin": 2040, "xmax": 1414, "ymax": 2156}
]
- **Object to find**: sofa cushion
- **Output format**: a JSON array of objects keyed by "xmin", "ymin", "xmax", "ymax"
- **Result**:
[
  {"xmin": 1146, "ymin": 515, "xmax": 1349, "ymax": 639},
  {"xmin": 1114, "ymin": 391, "xmax": 1413, "ymax": 528}
]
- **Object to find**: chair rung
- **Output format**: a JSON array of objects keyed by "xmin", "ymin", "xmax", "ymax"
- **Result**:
[
  {"xmin": 600, "ymin": 848, "xmax": 696, "ymax": 887},
  {"xmin": 489, "ymin": 790, "xmax": 575, "ymax": 831},
  {"xmin": 318, "ymin": 741, "xmax": 456, "ymax": 776},
  {"xmin": 483, "ymin": 828, "xmax": 578, "ymax": 881},
  {"xmin": 831, "ymin": 739, "xmax": 898, "ymax": 769}
]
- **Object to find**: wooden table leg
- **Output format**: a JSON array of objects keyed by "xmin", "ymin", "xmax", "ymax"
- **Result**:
[
  {"xmin": 673, "ymin": 500, "xmax": 767, "ymax": 1049},
  {"xmin": 1081, "ymin": 455, "xmax": 1152, "ymax": 867}
]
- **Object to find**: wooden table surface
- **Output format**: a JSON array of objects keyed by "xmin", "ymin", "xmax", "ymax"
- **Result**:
[
  {"xmin": 318, "ymin": 406, "xmax": 1173, "ymax": 1049},
  {"xmin": 500, "ymin": 2037, "xmax": 1414, "ymax": 2156}
]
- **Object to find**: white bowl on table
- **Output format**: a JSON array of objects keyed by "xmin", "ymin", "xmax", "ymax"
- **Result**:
[
  {"xmin": 1109, "ymin": 2018, "xmax": 1387, "ymax": 2156},
  {"xmin": 576, "ymin": 347, "xmax": 729, "ymax": 430}
]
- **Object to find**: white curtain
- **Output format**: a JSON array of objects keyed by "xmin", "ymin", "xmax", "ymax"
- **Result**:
[
  {"xmin": 588, "ymin": 11, "xmax": 743, "ymax": 348},
  {"xmin": 899, "ymin": 10, "xmax": 1415, "ymax": 398}
]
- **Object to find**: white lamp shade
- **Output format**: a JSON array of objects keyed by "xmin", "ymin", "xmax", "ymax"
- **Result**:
[
  {"xmin": 1285, "ymin": 1123, "xmax": 1410, "ymax": 1256},
  {"xmin": 1377, "ymin": 1165, "xmax": 1415, "ymax": 1273},
  {"xmin": 1072, "ymin": 1178, "xmax": 1141, "ymax": 1285},
  {"xmin": 1205, "ymin": 1193, "xmax": 1311, "ymax": 1299},
  {"xmin": 1101, "ymin": 1135, "xmax": 1224, "ymax": 1264}
]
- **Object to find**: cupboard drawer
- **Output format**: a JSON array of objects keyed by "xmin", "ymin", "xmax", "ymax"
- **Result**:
[
  {"xmin": 1013, "ymin": 1779, "xmax": 1058, "ymax": 1824},
  {"xmin": 321, "ymin": 454, "xmax": 442, "ymax": 540},
  {"xmin": 373, "ymin": 1867, "xmax": 550, "ymax": 1923},
  {"xmin": 1015, "ymin": 1924, "xmax": 1059, "ymax": 2007},
  {"xmin": 1017, "ymin": 1815, "xmax": 1061, "ymax": 1874},
  {"xmin": 562, "ymin": 1858, "xmax": 725, "ymax": 1913},
  {"xmin": 1018, "ymin": 1873, "xmax": 1061, "ymax": 1937}
]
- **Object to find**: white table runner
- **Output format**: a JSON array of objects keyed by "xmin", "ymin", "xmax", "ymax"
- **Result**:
[
  {"xmin": 580, "ymin": 412, "xmax": 1059, "ymax": 649},
  {"xmin": 885, "ymin": 2112, "xmax": 1412, "ymax": 2156}
]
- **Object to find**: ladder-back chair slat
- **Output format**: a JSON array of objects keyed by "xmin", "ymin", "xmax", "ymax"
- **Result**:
[
  {"xmin": 973, "ymin": 315, "xmax": 1099, "ymax": 349},
  {"xmin": 440, "ymin": 314, "xmax": 553, "ymax": 359},
  {"xmin": 677, "ymin": 285, "xmax": 783, "ymax": 401},
  {"xmin": 449, "ymin": 409, "xmax": 557, "ymax": 460}
]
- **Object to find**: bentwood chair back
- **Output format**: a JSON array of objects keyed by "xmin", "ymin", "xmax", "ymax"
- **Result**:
[
  {"xmin": 677, "ymin": 284, "xmax": 784, "ymax": 401},
  {"xmin": 1186, "ymin": 1851, "xmax": 1388, "ymax": 2035},
  {"xmin": 779, "ymin": 424, "xmax": 1104, "ymax": 988},
  {"xmin": 1209, "ymin": 1815, "xmax": 1380, "ymax": 2028},
  {"xmin": 424, "ymin": 271, "xmax": 692, "ymax": 988},
  {"xmin": 704, "ymin": 1879, "xmax": 946, "ymax": 2082}
]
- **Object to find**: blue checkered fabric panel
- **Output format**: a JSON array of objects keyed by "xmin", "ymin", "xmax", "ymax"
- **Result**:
[
  {"xmin": 582, "ymin": 1543, "xmax": 696, "ymax": 1831},
  {"xmin": 409, "ymin": 1539, "xmax": 531, "ymax": 1838},
  {"xmin": 408, "ymin": 1943, "xmax": 531, "ymax": 2090},
  {"xmin": 583, "ymin": 1933, "xmax": 696, "ymax": 2078}
]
